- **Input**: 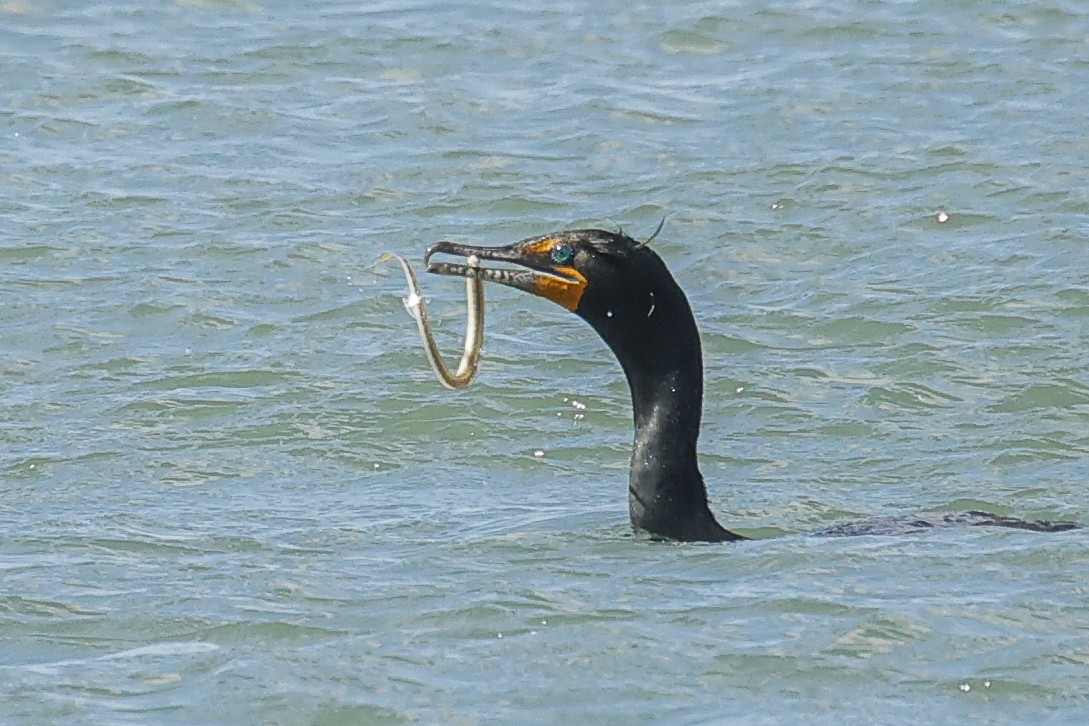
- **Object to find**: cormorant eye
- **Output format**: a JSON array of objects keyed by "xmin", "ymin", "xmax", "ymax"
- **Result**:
[{"xmin": 550, "ymin": 243, "xmax": 575, "ymax": 265}]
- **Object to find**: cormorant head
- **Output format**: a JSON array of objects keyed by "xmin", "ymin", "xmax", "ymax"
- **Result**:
[
  {"xmin": 425, "ymin": 228, "xmax": 679, "ymax": 341},
  {"xmin": 427, "ymin": 227, "xmax": 717, "ymax": 542}
]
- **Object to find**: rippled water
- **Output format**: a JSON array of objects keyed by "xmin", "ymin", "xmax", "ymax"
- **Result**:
[{"xmin": 3, "ymin": 1, "xmax": 1089, "ymax": 723}]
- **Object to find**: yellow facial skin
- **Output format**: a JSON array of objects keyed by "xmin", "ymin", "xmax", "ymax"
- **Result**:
[
  {"xmin": 521, "ymin": 237, "xmax": 587, "ymax": 311},
  {"xmin": 531, "ymin": 267, "xmax": 586, "ymax": 311}
]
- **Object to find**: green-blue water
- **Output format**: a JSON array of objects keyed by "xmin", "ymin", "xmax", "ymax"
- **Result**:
[{"xmin": 3, "ymin": 1, "xmax": 1089, "ymax": 723}]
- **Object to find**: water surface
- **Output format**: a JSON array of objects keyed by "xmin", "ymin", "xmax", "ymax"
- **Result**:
[{"xmin": 3, "ymin": 1, "xmax": 1089, "ymax": 723}]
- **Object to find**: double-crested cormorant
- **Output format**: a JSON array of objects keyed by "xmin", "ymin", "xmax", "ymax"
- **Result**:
[{"xmin": 425, "ymin": 228, "xmax": 1080, "ymax": 542}]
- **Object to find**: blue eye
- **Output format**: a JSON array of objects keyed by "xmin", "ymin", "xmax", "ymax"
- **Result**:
[{"xmin": 550, "ymin": 244, "xmax": 575, "ymax": 265}]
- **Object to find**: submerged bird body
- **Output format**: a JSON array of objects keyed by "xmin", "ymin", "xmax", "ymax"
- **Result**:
[{"xmin": 426, "ymin": 228, "xmax": 1079, "ymax": 542}]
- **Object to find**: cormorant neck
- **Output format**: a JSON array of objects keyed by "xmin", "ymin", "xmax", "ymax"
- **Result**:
[{"xmin": 586, "ymin": 269, "xmax": 743, "ymax": 543}]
